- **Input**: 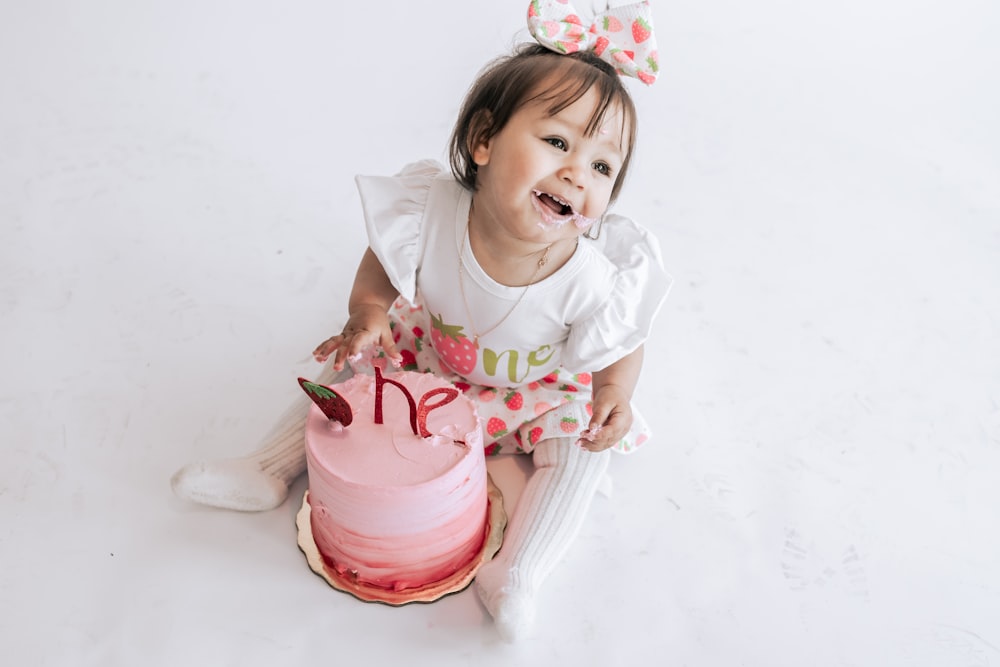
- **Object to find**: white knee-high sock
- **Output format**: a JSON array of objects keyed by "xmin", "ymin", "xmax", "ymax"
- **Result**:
[
  {"xmin": 475, "ymin": 438, "xmax": 611, "ymax": 641},
  {"xmin": 171, "ymin": 363, "xmax": 350, "ymax": 512}
]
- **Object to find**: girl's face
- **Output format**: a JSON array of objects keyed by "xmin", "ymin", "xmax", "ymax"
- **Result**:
[{"xmin": 471, "ymin": 81, "xmax": 627, "ymax": 245}]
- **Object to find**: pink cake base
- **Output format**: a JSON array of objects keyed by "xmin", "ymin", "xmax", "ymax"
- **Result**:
[{"xmin": 296, "ymin": 475, "xmax": 507, "ymax": 605}]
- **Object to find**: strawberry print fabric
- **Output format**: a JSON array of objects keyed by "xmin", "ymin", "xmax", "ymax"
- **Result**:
[
  {"xmin": 352, "ymin": 298, "xmax": 653, "ymax": 456},
  {"xmin": 527, "ymin": 0, "xmax": 659, "ymax": 85}
]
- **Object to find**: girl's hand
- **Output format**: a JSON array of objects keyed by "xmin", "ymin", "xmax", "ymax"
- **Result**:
[
  {"xmin": 579, "ymin": 346, "xmax": 644, "ymax": 452},
  {"xmin": 312, "ymin": 303, "xmax": 402, "ymax": 371},
  {"xmin": 579, "ymin": 383, "xmax": 633, "ymax": 452}
]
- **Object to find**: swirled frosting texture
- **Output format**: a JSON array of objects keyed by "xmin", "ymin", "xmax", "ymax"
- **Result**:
[{"xmin": 305, "ymin": 372, "xmax": 487, "ymax": 591}]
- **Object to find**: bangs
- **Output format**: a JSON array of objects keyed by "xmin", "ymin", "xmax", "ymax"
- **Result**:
[
  {"xmin": 528, "ymin": 59, "xmax": 625, "ymax": 139},
  {"xmin": 521, "ymin": 57, "xmax": 637, "ymax": 171}
]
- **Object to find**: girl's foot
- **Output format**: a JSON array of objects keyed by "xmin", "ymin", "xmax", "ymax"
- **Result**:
[
  {"xmin": 170, "ymin": 458, "xmax": 293, "ymax": 512},
  {"xmin": 474, "ymin": 562, "xmax": 536, "ymax": 642}
]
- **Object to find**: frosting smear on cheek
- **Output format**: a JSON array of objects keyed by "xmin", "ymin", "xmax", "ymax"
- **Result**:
[{"xmin": 531, "ymin": 190, "xmax": 597, "ymax": 231}]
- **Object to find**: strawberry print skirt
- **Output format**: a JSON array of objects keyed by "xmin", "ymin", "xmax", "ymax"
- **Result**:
[{"xmin": 352, "ymin": 298, "xmax": 652, "ymax": 456}]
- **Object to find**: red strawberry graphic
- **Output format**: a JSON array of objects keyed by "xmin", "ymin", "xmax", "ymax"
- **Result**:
[
  {"xmin": 564, "ymin": 13, "xmax": 582, "ymax": 25},
  {"xmin": 485, "ymin": 442, "xmax": 503, "ymax": 456},
  {"xmin": 411, "ymin": 326, "xmax": 424, "ymax": 339},
  {"xmin": 399, "ymin": 349, "xmax": 418, "ymax": 371},
  {"xmin": 637, "ymin": 71, "xmax": 656, "ymax": 85},
  {"xmin": 603, "ymin": 16, "xmax": 623, "ymax": 32},
  {"xmin": 528, "ymin": 427, "xmax": 544, "ymax": 446},
  {"xmin": 298, "ymin": 378, "xmax": 353, "ymax": 426},
  {"xmin": 559, "ymin": 384, "xmax": 578, "ymax": 392},
  {"xmin": 454, "ymin": 381, "xmax": 472, "ymax": 393},
  {"xmin": 556, "ymin": 40, "xmax": 580, "ymax": 54},
  {"xmin": 542, "ymin": 20, "xmax": 560, "ymax": 37},
  {"xmin": 593, "ymin": 35, "xmax": 610, "ymax": 56},
  {"xmin": 528, "ymin": 0, "xmax": 540, "ymax": 19},
  {"xmin": 430, "ymin": 312, "xmax": 477, "ymax": 375},
  {"xmin": 487, "ymin": 417, "xmax": 508, "ymax": 438},
  {"xmin": 631, "ymin": 17, "xmax": 652, "ymax": 44},
  {"xmin": 541, "ymin": 372, "xmax": 559, "ymax": 385},
  {"xmin": 573, "ymin": 372, "xmax": 592, "ymax": 385},
  {"xmin": 504, "ymin": 390, "xmax": 524, "ymax": 411},
  {"xmin": 560, "ymin": 416, "xmax": 579, "ymax": 433}
]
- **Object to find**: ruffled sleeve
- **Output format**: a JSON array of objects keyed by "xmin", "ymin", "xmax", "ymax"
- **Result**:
[
  {"xmin": 562, "ymin": 215, "xmax": 672, "ymax": 373},
  {"xmin": 354, "ymin": 160, "xmax": 445, "ymax": 303}
]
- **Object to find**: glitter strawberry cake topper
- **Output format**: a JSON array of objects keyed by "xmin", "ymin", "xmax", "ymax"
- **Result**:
[{"xmin": 298, "ymin": 378, "xmax": 354, "ymax": 426}]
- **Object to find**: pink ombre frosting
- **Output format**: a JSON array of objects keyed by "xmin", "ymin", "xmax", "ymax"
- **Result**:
[{"xmin": 304, "ymin": 371, "xmax": 487, "ymax": 592}]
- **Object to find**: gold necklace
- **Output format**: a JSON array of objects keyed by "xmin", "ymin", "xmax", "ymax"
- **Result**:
[{"xmin": 458, "ymin": 222, "xmax": 552, "ymax": 346}]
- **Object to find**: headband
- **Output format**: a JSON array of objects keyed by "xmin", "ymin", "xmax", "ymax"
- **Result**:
[{"xmin": 527, "ymin": 0, "xmax": 659, "ymax": 85}]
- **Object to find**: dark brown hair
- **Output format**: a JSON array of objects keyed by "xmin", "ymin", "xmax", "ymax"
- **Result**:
[{"xmin": 449, "ymin": 43, "xmax": 638, "ymax": 203}]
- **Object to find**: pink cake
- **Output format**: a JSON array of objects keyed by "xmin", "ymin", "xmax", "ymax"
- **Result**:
[{"xmin": 303, "ymin": 369, "xmax": 488, "ymax": 592}]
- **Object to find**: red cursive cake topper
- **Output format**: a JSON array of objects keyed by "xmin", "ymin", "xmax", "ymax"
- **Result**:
[
  {"xmin": 298, "ymin": 378, "xmax": 354, "ymax": 426},
  {"xmin": 373, "ymin": 367, "xmax": 459, "ymax": 437}
]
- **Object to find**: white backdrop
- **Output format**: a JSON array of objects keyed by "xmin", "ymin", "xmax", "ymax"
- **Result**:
[{"xmin": 2, "ymin": 1, "xmax": 999, "ymax": 665}]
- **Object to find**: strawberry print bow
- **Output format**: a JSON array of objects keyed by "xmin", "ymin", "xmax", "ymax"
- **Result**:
[{"xmin": 527, "ymin": 0, "xmax": 659, "ymax": 85}]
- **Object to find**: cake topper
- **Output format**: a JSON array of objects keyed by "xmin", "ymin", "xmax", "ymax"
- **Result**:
[
  {"xmin": 298, "ymin": 377, "xmax": 354, "ymax": 426},
  {"xmin": 373, "ymin": 367, "xmax": 460, "ymax": 438}
]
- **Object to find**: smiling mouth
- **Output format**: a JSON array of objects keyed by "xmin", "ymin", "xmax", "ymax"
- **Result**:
[
  {"xmin": 533, "ymin": 189, "xmax": 573, "ymax": 216},
  {"xmin": 531, "ymin": 189, "xmax": 598, "ymax": 231}
]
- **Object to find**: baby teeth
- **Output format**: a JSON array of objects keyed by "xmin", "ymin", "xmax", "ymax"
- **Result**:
[
  {"xmin": 533, "ymin": 189, "xmax": 570, "ymax": 208},
  {"xmin": 531, "ymin": 190, "xmax": 599, "ymax": 231}
]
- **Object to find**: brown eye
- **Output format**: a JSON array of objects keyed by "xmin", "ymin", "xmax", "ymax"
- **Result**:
[
  {"xmin": 545, "ymin": 137, "xmax": 567, "ymax": 151},
  {"xmin": 593, "ymin": 162, "xmax": 612, "ymax": 176}
]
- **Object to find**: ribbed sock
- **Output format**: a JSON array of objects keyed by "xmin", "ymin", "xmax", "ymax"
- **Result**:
[
  {"xmin": 170, "ymin": 363, "xmax": 350, "ymax": 511},
  {"xmin": 475, "ymin": 438, "xmax": 611, "ymax": 641}
]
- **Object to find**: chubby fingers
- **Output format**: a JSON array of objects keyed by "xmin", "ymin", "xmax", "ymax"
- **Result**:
[
  {"xmin": 578, "ymin": 401, "xmax": 632, "ymax": 452},
  {"xmin": 313, "ymin": 330, "xmax": 371, "ymax": 370},
  {"xmin": 579, "ymin": 423, "xmax": 617, "ymax": 452},
  {"xmin": 313, "ymin": 329, "xmax": 403, "ymax": 371},
  {"xmin": 376, "ymin": 329, "xmax": 403, "ymax": 368},
  {"xmin": 313, "ymin": 333, "xmax": 356, "ymax": 370},
  {"xmin": 312, "ymin": 335, "xmax": 343, "ymax": 364}
]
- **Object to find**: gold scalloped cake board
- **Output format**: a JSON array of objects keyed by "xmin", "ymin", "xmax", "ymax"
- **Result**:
[{"xmin": 296, "ymin": 473, "xmax": 506, "ymax": 605}]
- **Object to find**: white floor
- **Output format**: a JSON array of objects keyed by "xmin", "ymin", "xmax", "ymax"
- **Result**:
[{"xmin": 3, "ymin": 1, "xmax": 999, "ymax": 665}]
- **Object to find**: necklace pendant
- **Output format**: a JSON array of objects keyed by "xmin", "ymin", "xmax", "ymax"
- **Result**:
[{"xmin": 537, "ymin": 242, "xmax": 553, "ymax": 268}]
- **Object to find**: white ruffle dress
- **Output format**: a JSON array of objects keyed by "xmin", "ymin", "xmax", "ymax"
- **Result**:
[{"xmin": 353, "ymin": 160, "xmax": 671, "ymax": 455}]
